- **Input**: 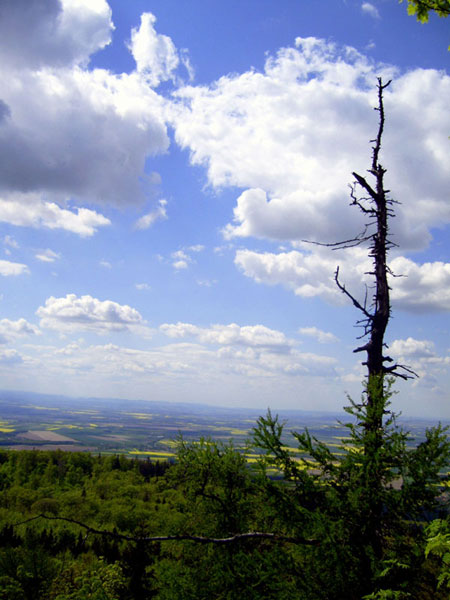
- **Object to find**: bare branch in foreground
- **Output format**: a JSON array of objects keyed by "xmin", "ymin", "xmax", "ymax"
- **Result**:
[{"xmin": 13, "ymin": 514, "xmax": 319, "ymax": 546}]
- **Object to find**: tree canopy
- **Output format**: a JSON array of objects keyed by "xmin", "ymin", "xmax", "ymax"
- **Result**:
[{"xmin": 401, "ymin": 0, "xmax": 450, "ymax": 21}]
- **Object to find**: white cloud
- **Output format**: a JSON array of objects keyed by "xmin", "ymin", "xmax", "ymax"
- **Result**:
[
  {"xmin": 12, "ymin": 334, "xmax": 338, "ymax": 405},
  {"xmin": 169, "ymin": 37, "xmax": 450, "ymax": 309},
  {"xmin": 0, "ymin": 259, "xmax": 29, "ymax": 276},
  {"xmin": 169, "ymin": 37, "xmax": 400, "ymax": 245},
  {"xmin": 390, "ymin": 337, "xmax": 436, "ymax": 360},
  {"xmin": 0, "ymin": 0, "xmax": 114, "ymax": 69},
  {"xmin": 390, "ymin": 257, "xmax": 450, "ymax": 313},
  {"xmin": 235, "ymin": 246, "xmax": 450, "ymax": 314},
  {"xmin": 171, "ymin": 249, "xmax": 191, "ymax": 270},
  {"xmin": 129, "ymin": 12, "xmax": 179, "ymax": 86},
  {"xmin": 299, "ymin": 326, "xmax": 338, "ymax": 344},
  {"xmin": 0, "ymin": 318, "xmax": 40, "ymax": 344},
  {"xmin": 235, "ymin": 245, "xmax": 371, "ymax": 304},
  {"xmin": 99, "ymin": 260, "xmax": 112, "ymax": 269},
  {"xmin": 35, "ymin": 248, "xmax": 60, "ymax": 263},
  {"xmin": 160, "ymin": 322, "xmax": 294, "ymax": 351},
  {"xmin": 0, "ymin": 68, "xmax": 169, "ymax": 208},
  {"xmin": 389, "ymin": 337, "xmax": 450, "ymax": 384},
  {"xmin": 361, "ymin": 3, "xmax": 380, "ymax": 19},
  {"xmin": 0, "ymin": 4, "xmax": 176, "ymax": 233},
  {"xmin": 136, "ymin": 283, "xmax": 151, "ymax": 290},
  {"xmin": 160, "ymin": 322, "xmax": 198, "ymax": 338},
  {"xmin": 0, "ymin": 348, "xmax": 22, "ymax": 365},
  {"xmin": 169, "ymin": 245, "xmax": 205, "ymax": 270},
  {"xmin": 36, "ymin": 293, "xmax": 148, "ymax": 334},
  {"xmin": 0, "ymin": 194, "xmax": 111, "ymax": 237},
  {"xmin": 135, "ymin": 199, "xmax": 167, "ymax": 229}
]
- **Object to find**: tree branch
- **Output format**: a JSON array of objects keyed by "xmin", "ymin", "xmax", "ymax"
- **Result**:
[
  {"xmin": 335, "ymin": 266, "xmax": 372, "ymax": 319},
  {"xmin": 352, "ymin": 172, "xmax": 377, "ymax": 200},
  {"xmin": 13, "ymin": 514, "xmax": 319, "ymax": 546}
]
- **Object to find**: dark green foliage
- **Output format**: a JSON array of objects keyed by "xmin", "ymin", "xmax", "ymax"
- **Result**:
[
  {"xmin": 0, "ymin": 450, "xmax": 175, "ymax": 598},
  {"xmin": 0, "ymin": 421, "xmax": 448, "ymax": 600},
  {"xmin": 251, "ymin": 377, "xmax": 450, "ymax": 599}
]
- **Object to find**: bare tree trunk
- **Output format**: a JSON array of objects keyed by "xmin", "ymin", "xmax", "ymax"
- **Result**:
[
  {"xmin": 335, "ymin": 79, "xmax": 415, "ymax": 421},
  {"xmin": 333, "ymin": 79, "xmax": 417, "ymax": 559}
]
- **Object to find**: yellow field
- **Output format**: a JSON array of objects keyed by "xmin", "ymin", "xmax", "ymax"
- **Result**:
[
  {"xmin": 210, "ymin": 426, "xmax": 249, "ymax": 435},
  {"xmin": 125, "ymin": 413, "xmax": 153, "ymax": 419},
  {"xmin": 157, "ymin": 439, "xmax": 178, "ymax": 448},
  {"xmin": 128, "ymin": 450, "xmax": 175, "ymax": 457}
]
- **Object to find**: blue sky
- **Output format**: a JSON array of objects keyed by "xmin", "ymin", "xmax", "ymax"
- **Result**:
[{"xmin": 0, "ymin": 0, "xmax": 449, "ymax": 417}]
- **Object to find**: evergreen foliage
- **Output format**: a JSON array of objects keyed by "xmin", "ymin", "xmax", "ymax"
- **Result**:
[{"xmin": 0, "ymin": 433, "xmax": 447, "ymax": 599}]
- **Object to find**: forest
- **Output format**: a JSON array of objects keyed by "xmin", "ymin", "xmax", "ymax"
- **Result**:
[{"xmin": 0, "ymin": 416, "xmax": 449, "ymax": 600}]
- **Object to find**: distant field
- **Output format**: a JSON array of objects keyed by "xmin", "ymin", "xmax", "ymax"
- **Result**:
[
  {"xmin": 18, "ymin": 430, "xmax": 76, "ymax": 442},
  {"xmin": 0, "ymin": 390, "xmax": 443, "ymax": 460}
]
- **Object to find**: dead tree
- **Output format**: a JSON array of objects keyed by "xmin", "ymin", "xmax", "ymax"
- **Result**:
[
  {"xmin": 332, "ymin": 78, "xmax": 415, "ymax": 432},
  {"xmin": 322, "ymin": 79, "xmax": 420, "ymax": 562}
]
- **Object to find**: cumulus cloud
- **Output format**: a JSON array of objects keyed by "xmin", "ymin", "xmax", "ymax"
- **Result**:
[
  {"xmin": 235, "ymin": 245, "xmax": 450, "ymax": 313},
  {"xmin": 170, "ymin": 38, "xmax": 380, "ymax": 242},
  {"xmin": 389, "ymin": 337, "xmax": 450, "ymax": 383},
  {"xmin": 0, "ymin": 0, "xmax": 114, "ymax": 69},
  {"xmin": 160, "ymin": 322, "xmax": 294, "ymax": 351},
  {"xmin": 36, "ymin": 293, "xmax": 148, "ymax": 334},
  {"xmin": 361, "ymin": 3, "xmax": 380, "ymax": 19},
  {"xmin": 299, "ymin": 326, "xmax": 338, "ymax": 344},
  {"xmin": 0, "ymin": 3, "xmax": 179, "ymax": 235},
  {"xmin": 0, "ymin": 259, "xmax": 29, "ymax": 276},
  {"xmin": 0, "ymin": 195, "xmax": 110, "ymax": 236},
  {"xmin": 390, "ymin": 257, "xmax": 450, "ymax": 312},
  {"xmin": 129, "ymin": 12, "xmax": 179, "ymax": 86},
  {"xmin": 135, "ymin": 199, "xmax": 167, "ymax": 229},
  {"xmin": 169, "ymin": 36, "xmax": 450, "ymax": 313},
  {"xmin": 171, "ymin": 41, "xmax": 449, "ymax": 250},
  {"xmin": 0, "ymin": 68, "xmax": 169, "ymax": 208},
  {"xmin": 390, "ymin": 337, "xmax": 436, "ymax": 360},
  {"xmin": 160, "ymin": 322, "xmax": 198, "ymax": 338},
  {"xmin": 235, "ymin": 245, "xmax": 371, "ymax": 303},
  {"xmin": 0, "ymin": 318, "xmax": 40, "ymax": 344}
]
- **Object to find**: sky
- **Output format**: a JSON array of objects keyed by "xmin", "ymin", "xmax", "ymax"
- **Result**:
[{"xmin": 0, "ymin": 0, "xmax": 449, "ymax": 418}]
